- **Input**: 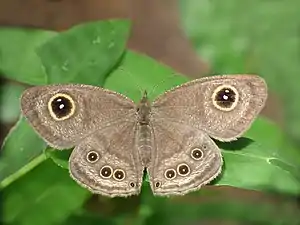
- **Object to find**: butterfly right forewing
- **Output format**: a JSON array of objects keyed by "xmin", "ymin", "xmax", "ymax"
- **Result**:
[{"xmin": 151, "ymin": 75, "xmax": 267, "ymax": 141}]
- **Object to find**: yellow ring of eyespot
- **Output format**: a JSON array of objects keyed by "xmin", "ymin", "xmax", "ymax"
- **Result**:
[
  {"xmin": 164, "ymin": 168, "xmax": 177, "ymax": 180},
  {"xmin": 47, "ymin": 93, "xmax": 76, "ymax": 121},
  {"xmin": 86, "ymin": 151, "xmax": 100, "ymax": 163},
  {"xmin": 113, "ymin": 169, "xmax": 126, "ymax": 181},
  {"xmin": 191, "ymin": 148, "xmax": 204, "ymax": 160},
  {"xmin": 100, "ymin": 166, "xmax": 113, "ymax": 179},
  {"xmin": 211, "ymin": 84, "xmax": 239, "ymax": 112},
  {"xmin": 176, "ymin": 163, "xmax": 191, "ymax": 177}
]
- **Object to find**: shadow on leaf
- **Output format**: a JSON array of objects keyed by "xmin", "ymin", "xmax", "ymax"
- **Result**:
[
  {"xmin": 215, "ymin": 137, "xmax": 254, "ymax": 151},
  {"xmin": 45, "ymin": 148, "xmax": 72, "ymax": 169}
]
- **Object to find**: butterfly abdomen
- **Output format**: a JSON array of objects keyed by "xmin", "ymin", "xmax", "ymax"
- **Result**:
[{"xmin": 137, "ymin": 124, "xmax": 152, "ymax": 167}]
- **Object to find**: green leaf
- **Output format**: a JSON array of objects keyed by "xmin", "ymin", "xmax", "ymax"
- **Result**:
[
  {"xmin": 105, "ymin": 50, "xmax": 189, "ymax": 102},
  {"xmin": 0, "ymin": 116, "xmax": 47, "ymax": 186},
  {"xmin": 216, "ymin": 117, "xmax": 300, "ymax": 195},
  {"xmin": 37, "ymin": 19, "xmax": 131, "ymax": 85},
  {"xmin": 0, "ymin": 28, "xmax": 57, "ymax": 85},
  {"xmin": 2, "ymin": 159, "xmax": 91, "ymax": 225},
  {"xmin": 61, "ymin": 212, "xmax": 117, "ymax": 225},
  {"xmin": 0, "ymin": 82, "xmax": 26, "ymax": 123},
  {"xmin": 142, "ymin": 189, "xmax": 300, "ymax": 225},
  {"xmin": 45, "ymin": 147, "xmax": 71, "ymax": 170}
]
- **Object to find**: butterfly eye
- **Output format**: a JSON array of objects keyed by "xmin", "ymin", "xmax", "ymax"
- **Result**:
[
  {"xmin": 86, "ymin": 151, "xmax": 100, "ymax": 163},
  {"xmin": 48, "ymin": 93, "xmax": 76, "ymax": 120},
  {"xmin": 212, "ymin": 85, "xmax": 239, "ymax": 111},
  {"xmin": 191, "ymin": 148, "xmax": 203, "ymax": 160},
  {"xmin": 100, "ymin": 166, "xmax": 113, "ymax": 178},
  {"xmin": 177, "ymin": 163, "xmax": 191, "ymax": 176},
  {"xmin": 113, "ymin": 169, "xmax": 126, "ymax": 181},
  {"xmin": 164, "ymin": 169, "xmax": 177, "ymax": 180}
]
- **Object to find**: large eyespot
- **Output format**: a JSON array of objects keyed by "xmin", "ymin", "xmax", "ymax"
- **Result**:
[
  {"xmin": 191, "ymin": 147, "xmax": 204, "ymax": 160},
  {"xmin": 100, "ymin": 166, "xmax": 113, "ymax": 179},
  {"xmin": 164, "ymin": 169, "xmax": 177, "ymax": 180},
  {"xmin": 177, "ymin": 163, "xmax": 191, "ymax": 176},
  {"xmin": 212, "ymin": 85, "xmax": 239, "ymax": 111},
  {"xmin": 86, "ymin": 151, "xmax": 100, "ymax": 163},
  {"xmin": 48, "ymin": 93, "xmax": 76, "ymax": 120},
  {"xmin": 113, "ymin": 169, "xmax": 126, "ymax": 181}
]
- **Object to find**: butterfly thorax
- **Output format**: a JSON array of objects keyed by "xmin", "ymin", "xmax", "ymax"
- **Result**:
[
  {"xmin": 136, "ymin": 91, "xmax": 152, "ymax": 167},
  {"xmin": 137, "ymin": 91, "xmax": 151, "ymax": 125}
]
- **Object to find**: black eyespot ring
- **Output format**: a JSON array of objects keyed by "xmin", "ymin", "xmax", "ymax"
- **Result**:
[
  {"xmin": 155, "ymin": 182, "xmax": 161, "ymax": 188},
  {"xmin": 113, "ymin": 169, "xmax": 126, "ymax": 181},
  {"xmin": 164, "ymin": 169, "xmax": 177, "ymax": 180},
  {"xmin": 130, "ymin": 182, "xmax": 135, "ymax": 188},
  {"xmin": 177, "ymin": 163, "xmax": 191, "ymax": 176},
  {"xmin": 191, "ymin": 148, "xmax": 203, "ymax": 160},
  {"xmin": 48, "ymin": 93, "xmax": 75, "ymax": 120},
  {"xmin": 212, "ymin": 85, "xmax": 239, "ymax": 111},
  {"xmin": 86, "ymin": 151, "xmax": 99, "ymax": 163},
  {"xmin": 100, "ymin": 166, "xmax": 113, "ymax": 179}
]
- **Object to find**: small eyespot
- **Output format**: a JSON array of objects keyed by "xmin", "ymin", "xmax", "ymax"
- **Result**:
[
  {"xmin": 212, "ymin": 85, "xmax": 239, "ymax": 111},
  {"xmin": 86, "ymin": 151, "xmax": 99, "ymax": 163},
  {"xmin": 100, "ymin": 166, "xmax": 113, "ymax": 179},
  {"xmin": 191, "ymin": 148, "xmax": 203, "ymax": 160},
  {"xmin": 130, "ymin": 182, "xmax": 135, "ymax": 188},
  {"xmin": 48, "ymin": 93, "xmax": 75, "ymax": 120},
  {"xmin": 177, "ymin": 163, "xmax": 191, "ymax": 176},
  {"xmin": 155, "ymin": 182, "xmax": 161, "ymax": 188},
  {"xmin": 113, "ymin": 169, "xmax": 126, "ymax": 181},
  {"xmin": 164, "ymin": 169, "xmax": 177, "ymax": 180}
]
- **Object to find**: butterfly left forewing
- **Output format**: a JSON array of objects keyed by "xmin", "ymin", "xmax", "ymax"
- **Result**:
[{"xmin": 20, "ymin": 84, "xmax": 136, "ymax": 149}]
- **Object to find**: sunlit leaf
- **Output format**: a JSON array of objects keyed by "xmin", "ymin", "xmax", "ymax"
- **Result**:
[
  {"xmin": 0, "ymin": 28, "xmax": 56, "ymax": 84},
  {"xmin": 2, "ymin": 159, "xmax": 90, "ymax": 225},
  {"xmin": 37, "ymin": 20, "xmax": 130, "ymax": 85}
]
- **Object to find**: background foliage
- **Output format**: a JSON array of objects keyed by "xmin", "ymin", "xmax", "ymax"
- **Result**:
[
  {"xmin": 179, "ymin": 0, "xmax": 300, "ymax": 142},
  {"xmin": 0, "ymin": 1, "xmax": 300, "ymax": 224}
]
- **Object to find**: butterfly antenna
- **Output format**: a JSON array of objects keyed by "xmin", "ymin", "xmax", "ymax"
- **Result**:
[
  {"xmin": 118, "ymin": 66, "xmax": 144, "ymax": 97},
  {"xmin": 147, "ymin": 71, "xmax": 178, "ymax": 97}
]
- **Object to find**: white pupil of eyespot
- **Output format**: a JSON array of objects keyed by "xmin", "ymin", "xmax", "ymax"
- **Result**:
[
  {"xmin": 56, "ymin": 98, "xmax": 65, "ymax": 109},
  {"xmin": 223, "ymin": 95, "xmax": 229, "ymax": 100}
]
